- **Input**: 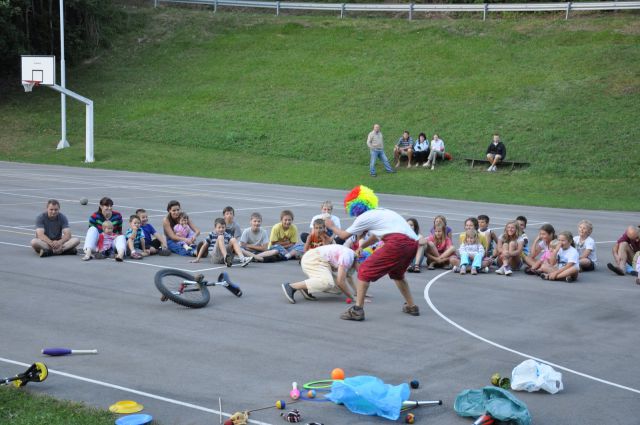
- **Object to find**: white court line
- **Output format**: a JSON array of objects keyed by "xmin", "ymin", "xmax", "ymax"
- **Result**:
[
  {"xmin": 0, "ymin": 357, "xmax": 273, "ymax": 425},
  {"xmin": 423, "ymin": 272, "xmax": 640, "ymax": 395},
  {"xmin": 0, "ymin": 241, "xmax": 31, "ymax": 248}
]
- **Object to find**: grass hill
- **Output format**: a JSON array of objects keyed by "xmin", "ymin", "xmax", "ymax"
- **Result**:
[{"xmin": 1, "ymin": 5, "xmax": 638, "ymax": 210}]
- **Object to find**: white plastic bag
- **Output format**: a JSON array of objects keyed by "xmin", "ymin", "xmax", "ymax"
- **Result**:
[{"xmin": 511, "ymin": 359, "xmax": 563, "ymax": 394}]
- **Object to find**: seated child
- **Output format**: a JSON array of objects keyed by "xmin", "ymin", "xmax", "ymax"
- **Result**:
[
  {"xmin": 477, "ymin": 214, "xmax": 499, "ymax": 260},
  {"xmin": 524, "ymin": 223, "xmax": 556, "ymax": 274},
  {"xmin": 223, "ymin": 206, "xmax": 242, "ymax": 239},
  {"xmin": 307, "ymin": 201, "xmax": 342, "ymax": 242},
  {"xmin": 573, "ymin": 219, "xmax": 597, "ymax": 271},
  {"xmin": 173, "ymin": 212, "xmax": 196, "ymax": 253},
  {"xmin": 457, "ymin": 229, "xmax": 485, "ymax": 275},
  {"xmin": 304, "ymin": 218, "xmax": 334, "ymax": 252},
  {"xmin": 125, "ymin": 214, "xmax": 148, "ymax": 259},
  {"xmin": 424, "ymin": 223, "xmax": 455, "ymax": 269},
  {"xmin": 191, "ymin": 218, "xmax": 251, "ymax": 267},
  {"xmin": 269, "ymin": 210, "xmax": 304, "ymax": 260},
  {"xmin": 89, "ymin": 220, "xmax": 116, "ymax": 260},
  {"xmin": 516, "ymin": 215, "xmax": 530, "ymax": 258},
  {"xmin": 239, "ymin": 212, "xmax": 279, "ymax": 262},
  {"xmin": 429, "ymin": 215, "xmax": 453, "ymax": 240},
  {"xmin": 536, "ymin": 240, "xmax": 559, "ymax": 270},
  {"xmin": 495, "ymin": 221, "xmax": 526, "ymax": 276},
  {"xmin": 136, "ymin": 208, "xmax": 170, "ymax": 256},
  {"xmin": 406, "ymin": 218, "xmax": 424, "ymax": 273},
  {"xmin": 538, "ymin": 231, "xmax": 580, "ymax": 282}
]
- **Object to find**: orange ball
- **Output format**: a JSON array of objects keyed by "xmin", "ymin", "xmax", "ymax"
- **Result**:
[{"xmin": 331, "ymin": 368, "xmax": 345, "ymax": 380}]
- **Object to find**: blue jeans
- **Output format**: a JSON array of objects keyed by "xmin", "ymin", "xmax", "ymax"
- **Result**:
[{"xmin": 370, "ymin": 149, "xmax": 393, "ymax": 175}]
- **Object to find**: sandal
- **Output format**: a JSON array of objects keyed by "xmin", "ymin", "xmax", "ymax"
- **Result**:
[
  {"xmin": 540, "ymin": 273, "xmax": 550, "ymax": 280},
  {"xmin": 427, "ymin": 264, "xmax": 435, "ymax": 270}
]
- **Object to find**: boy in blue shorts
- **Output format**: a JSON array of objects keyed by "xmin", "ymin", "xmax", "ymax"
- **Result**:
[
  {"xmin": 192, "ymin": 218, "xmax": 251, "ymax": 267},
  {"xmin": 136, "ymin": 208, "xmax": 170, "ymax": 256}
]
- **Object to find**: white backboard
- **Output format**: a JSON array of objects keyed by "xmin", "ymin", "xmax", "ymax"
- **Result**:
[{"xmin": 21, "ymin": 55, "xmax": 56, "ymax": 85}]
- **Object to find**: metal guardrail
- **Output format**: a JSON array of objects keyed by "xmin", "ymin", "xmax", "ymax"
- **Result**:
[{"xmin": 156, "ymin": 0, "xmax": 640, "ymax": 20}]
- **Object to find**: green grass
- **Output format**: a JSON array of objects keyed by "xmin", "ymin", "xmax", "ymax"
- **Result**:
[
  {"xmin": 0, "ymin": 386, "xmax": 116, "ymax": 425},
  {"xmin": 1, "ymin": 6, "xmax": 639, "ymax": 210}
]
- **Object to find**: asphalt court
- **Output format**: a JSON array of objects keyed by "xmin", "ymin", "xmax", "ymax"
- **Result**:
[{"xmin": 0, "ymin": 161, "xmax": 638, "ymax": 425}]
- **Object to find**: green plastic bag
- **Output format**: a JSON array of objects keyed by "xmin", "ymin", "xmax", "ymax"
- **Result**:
[{"xmin": 454, "ymin": 386, "xmax": 531, "ymax": 425}]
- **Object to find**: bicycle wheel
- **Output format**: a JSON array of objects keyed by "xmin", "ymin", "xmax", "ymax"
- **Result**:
[{"xmin": 154, "ymin": 269, "xmax": 210, "ymax": 308}]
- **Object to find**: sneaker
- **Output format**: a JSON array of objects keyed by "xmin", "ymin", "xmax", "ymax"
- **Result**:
[
  {"xmin": 386, "ymin": 169, "xmax": 396, "ymax": 174},
  {"xmin": 471, "ymin": 267, "xmax": 478, "ymax": 275},
  {"xmin": 427, "ymin": 264, "xmax": 435, "ymax": 270},
  {"xmin": 300, "ymin": 289, "xmax": 317, "ymax": 301},
  {"xmin": 370, "ymin": 173, "xmax": 377, "ymax": 177},
  {"xmin": 130, "ymin": 251, "xmax": 143, "ymax": 260},
  {"xmin": 423, "ymin": 162, "xmax": 431, "ymax": 168},
  {"xmin": 487, "ymin": 166, "xmax": 493, "ymax": 172},
  {"xmin": 459, "ymin": 267, "xmax": 467, "ymax": 275},
  {"xmin": 402, "ymin": 303, "xmax": 420, "ymax": 316},
  {"xmin": 452, "ymin": 265, "xmax": 460, "ymax": 273},
  {"xmin": 631, "ymin": 271, "xmax": 639, "ymax": 277},
  {"xmin": 431, "ymin": 165, "xmax": 435, "ymax": 170},
  {"xmin": 495, "ymin": 266, "xmax": 505, "ymax": 275},
  {"xmin": 82, "ymin": 249, "xmax": 92, "ymax": 261},
  {"xmin": 504, "ymin": 266, "xmax": 513, "ymax": 276},
  {"xmin": 61, "ymin": 248, "xmax": 79, "ymax": 256},
  {"xmin": 340, "ymin": 305, "xmax": 365, "ymax": 321},
  {"xmin": 115, "ymin": 255, "xmax": 124, "ymax": 262},
  {"xmin": 225, "ymin": 254, "xmax": 233, "ymax": 267},
  {"xmin": 607, "ymin": 263, "xmax": 625, "ymax": 276},
  {"xmin": 39, "ymin": 248, "xmax": 52, "ymax": 258},
  {"xmin": 239, "ymin": 256, "xmax": 252, "ymax": 268},
  {"xmin": 281, "ymin": 283, "xmax": 296, "ymax": 304},
  {"xmin": 566, "ymin": 275, "xmax": 577, "ymax": 283},
  {"xmin": 481, "ymin": 266, "xmax": 490, "ymax": 273},
  {"xmin": 158, "ymin": 248, "xmax": 171, "ymax": 256}
]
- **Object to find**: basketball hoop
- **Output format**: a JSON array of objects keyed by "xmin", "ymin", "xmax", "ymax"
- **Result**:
[{"xmin": 22, "ymin": 80, "xmax": 40, "ymax": 92}]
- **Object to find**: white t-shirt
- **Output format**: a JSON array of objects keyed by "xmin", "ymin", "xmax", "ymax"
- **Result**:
[
  {"xmin": 346, "ymin": 208, "xmax": 418, "ymax": 240},
  {"xmin": 573, "ymin": 235, "xmax": 597, "ymax": 263},
  {"xmin": 315, "ymin": 244, "xmax": 355, "ymax": 269},
  {"xmin": 557, "ymin": 246, "xmax": 580, "ymax": 270},
  {"xmin": 240, "ymin": 228, "xmax": 269, "ymax": 246}
]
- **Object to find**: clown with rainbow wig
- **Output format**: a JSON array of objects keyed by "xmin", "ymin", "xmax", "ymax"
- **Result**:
[{"xmin": 325, "ymin": 185, "xmax": 421, "ymax": 321}]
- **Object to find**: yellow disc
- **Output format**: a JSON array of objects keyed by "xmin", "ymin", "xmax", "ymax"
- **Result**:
[
  {"xmin": 109, "ymin": 400, "xmax": 144, "ymax": 414},
  {"xmin": 12, "ymin": 379, "xmax": 24, "ymax": 388}
]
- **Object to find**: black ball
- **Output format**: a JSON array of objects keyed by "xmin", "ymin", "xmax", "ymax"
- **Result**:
[{"xmin": 410, "ymin": 380, "xmax": 420, "ymax": 389}]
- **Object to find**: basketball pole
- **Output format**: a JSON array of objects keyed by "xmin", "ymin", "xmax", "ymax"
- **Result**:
[{"xmin": 56, "ymin": 0, "xmax": 70, "ymax": 150}]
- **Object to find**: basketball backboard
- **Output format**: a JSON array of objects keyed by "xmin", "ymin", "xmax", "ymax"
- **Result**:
[{"xmin": 21, "ymin": 55, "xmax": 56, "ymax": 85}]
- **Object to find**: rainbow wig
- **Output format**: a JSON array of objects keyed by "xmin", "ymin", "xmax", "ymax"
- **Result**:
[{"xmin": 344, "ymin": 185, "xmax": 378, "ymax": 217}]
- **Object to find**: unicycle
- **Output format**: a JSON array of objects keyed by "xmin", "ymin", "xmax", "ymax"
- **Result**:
[
  {"xmin": 2, "ymin": 362, "xmax": 48, "ymax": 387},
  {"xmin": 154, "ymin": 269, "xmax": 242, "ymax": 309}
]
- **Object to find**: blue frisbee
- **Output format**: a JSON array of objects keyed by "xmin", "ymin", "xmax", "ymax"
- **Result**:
[{"xmin": 115, "ymin": 414, "xmax": 153, "ymax": 425}]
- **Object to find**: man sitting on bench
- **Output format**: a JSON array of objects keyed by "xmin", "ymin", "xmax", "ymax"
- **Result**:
[{"xmin": 486, "ymin": 133, "xmax": 506, "ymax": 172}]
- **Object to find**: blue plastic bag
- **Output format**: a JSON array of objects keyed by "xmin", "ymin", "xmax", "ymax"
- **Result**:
[
  {"xmin": 326, "ymin": 375, "xmax": 410, "ymax": 420},
  {"xmin": 454, "ymin": 386, "xmax": 532, "ymax": 425}
]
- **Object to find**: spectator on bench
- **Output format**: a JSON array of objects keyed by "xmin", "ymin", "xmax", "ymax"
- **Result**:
[
  {"xmin": 486, "ymin": 133, "xmax": 506, "ymax": 172},
  {"xmin": 394, "ymin": 130, "xmax": 414, "ymax": 168}
]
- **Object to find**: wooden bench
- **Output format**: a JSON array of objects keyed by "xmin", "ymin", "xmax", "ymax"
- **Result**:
[{"xmin": 465, "ymin": 158, "xmax": 530, "ymax": 172}]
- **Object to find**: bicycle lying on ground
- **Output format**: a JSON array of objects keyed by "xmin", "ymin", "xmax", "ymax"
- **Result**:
[{"xmin": 154, "ymin": 269, "xmax": 242, "ymax": 309}]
